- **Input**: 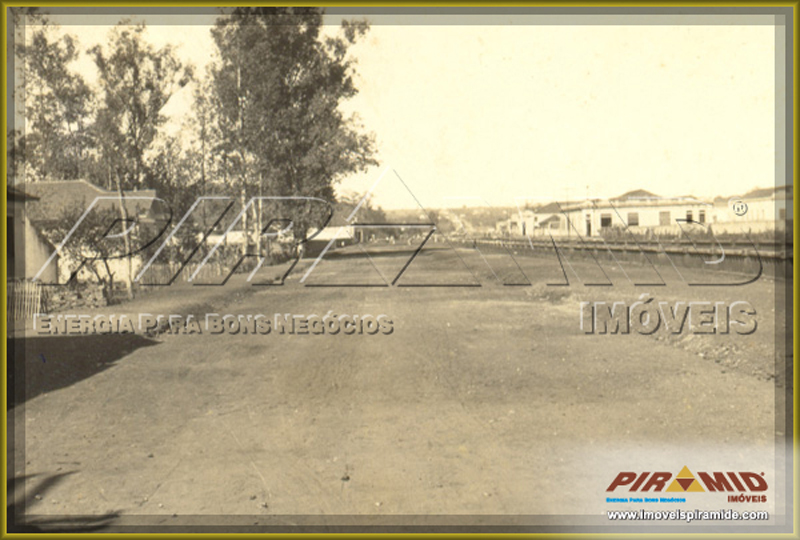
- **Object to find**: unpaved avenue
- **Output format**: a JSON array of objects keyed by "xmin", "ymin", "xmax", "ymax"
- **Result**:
[{"xmin": 9, "ymin": 251, "xmax": 777, "ymax": 525}]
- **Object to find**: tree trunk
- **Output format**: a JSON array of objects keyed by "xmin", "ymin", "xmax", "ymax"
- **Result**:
[
  {"xmin": 113, "ymin": 171, "xmax": 135, "ymax": 300},
  {"xmin": 102, "ymin": 259, "xmax": 115, "ymax": 305},
  {"xmin": 240, "ymin": 187, "xmax": 248, "ymax": 258},
  {"xmin": 200, "ymin": 116, "xmax": 208, "ymax": 255},
  {"xmin": 295, "ymin": 224, "xmax": 307, "ymax": 260},
  {"xmin": 256, "ymin": 174, "xmax": 263, "ymax": 256}
]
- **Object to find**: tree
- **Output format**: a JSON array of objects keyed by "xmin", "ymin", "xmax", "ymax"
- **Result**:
[
  {"xmin": 14, "ymin": 22, "xmax": 93, "ymax": 182},
  {"xmin": 209, "ymin": 7, "xmax": 378, "ymax": 252},
  {"xmin": 186, "ymin": 75, "xmax": 229, "ymax": 240},
  {"xmin": 89, "ymin": 23, "xmax": 193, "ymax": 190},
  {"xmin": 36, "ymin": 205, "xmax": 130, "ymax": 304},
  {"xmin": 337, "ymin": 191, "xmax": 396, "ymax": 241},
  {"xmin": 89, "ymin": 23, "xmax": 193, "ymax": 297},
  {"xmin": 338, "ymin": 190, "xmax": 387, "ymax": 222},
  {"xmin": 144, "ymin": 133, "xmax": 204, "ymax": 260}
]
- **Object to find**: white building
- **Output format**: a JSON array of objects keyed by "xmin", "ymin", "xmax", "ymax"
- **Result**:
[
  {"xmin": 496, "ymin": 209, "xmax": 537, "ymax": 236},
  {"xmin": 7, "ymin": 186, "xmax": 59, "ymax": 283},
  {"xmin": 20, "ymin": 180, "xmax": 164, "ymax": 284},
  {"xmin": 496, "ymin": 190, "xmax": 715, "ymax": 238},
  {"xmin": 495, "ymin": 187, "xmax": 792, "ymax": 238},
  {"xmin": 565, "ymin": 191, "xmax": 713, "ymax": 237},
  {"xmin": 710, "ymin": 185, "xmax": 793, "ymax": 235}
]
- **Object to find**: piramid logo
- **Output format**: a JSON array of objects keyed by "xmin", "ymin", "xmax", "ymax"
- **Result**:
[
  {"xmin": 607, "ymin": 466, "xmax": 768, "ymax": 493},
  {"xmin": 665, "ymin": 466, "xmax": 704, "ymax": 493}
]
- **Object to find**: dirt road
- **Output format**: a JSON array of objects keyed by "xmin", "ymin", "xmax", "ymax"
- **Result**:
[{"xmin": 8, "ymin": 247, "xmax": 784, "ymax": 530}]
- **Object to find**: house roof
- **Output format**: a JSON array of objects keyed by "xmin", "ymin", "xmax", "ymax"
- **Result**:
[
  {"xmin": 743, "ymin": 186, "xmax": 775, "ymax": 199},
  {"xmin": 20, "ymin": 180, "xmax": 159, "ymax": 223},
  {"xmin": 535, "ymin": 202, "xmax": 563, "ymax": 214},
  {"xmin": 539, "ymin": 214, "xmax": 562, "ymax": 225},
  {"xmin": 7, "ymin": 187, "xmax": 58, "ymax": 252},
  {"xmin": 744, "ymin": 185, "xmax": 793, "ymax": 200},
  {"xmin": 610, "ymin": 189, "xmax": 660, "ymax": 201},
  {"xmin": 329, "ymin": 205, "xmax": 353, "ymax": 227},
  {"xmin": 8, "ymin": 185, "xmax": 40, "ymax": 202}
]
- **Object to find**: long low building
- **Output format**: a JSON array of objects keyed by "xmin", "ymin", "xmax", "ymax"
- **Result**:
[
  {"xmin": 563, "ymin": 192, "xmax": 713, "ymax": 237},
  {"xmin": 496, "ymin": 187, "xmax": 792, "ymax": 238}
]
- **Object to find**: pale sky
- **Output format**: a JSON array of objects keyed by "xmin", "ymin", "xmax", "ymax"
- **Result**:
[{"xmin": 27, "ymin": 12, "xmax": 779, "ymax": 210}]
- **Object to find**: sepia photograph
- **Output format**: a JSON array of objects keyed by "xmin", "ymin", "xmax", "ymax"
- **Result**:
[{"xmin": 3, "ymin": 4, "xmax": 796, "ymax": 534}]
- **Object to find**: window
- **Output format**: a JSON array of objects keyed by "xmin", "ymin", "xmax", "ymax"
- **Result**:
[
  {"xmin": 698, "ymin": 210, "xmax": 706, "ymax": 223},
  {"xmin": 600, "ymin": 213, "xmax": 612, "ymax": 228},
  {"xmin": 627, "ymin": 212, "xmax": 639, "ymax": 227},
  {"xmin": 686, "ymin": 210, "xmax": 693, "ymax": 222},
  {"xmin": 659, "ymin": 211, "xmax": 671, "ymax": 226},
  {"xmin": 780, "ymin": 208, "xmax": 786, "ymax": 220}
]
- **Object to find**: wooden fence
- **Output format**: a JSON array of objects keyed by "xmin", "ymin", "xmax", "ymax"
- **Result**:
[
  {"xmin": 7, "ymin": 280, "xmax": 43, "ymax": 320},
  {"xmin": 455, "ymin": 237, "xmax": 792, "ymax": 278},
  {"xmin": 137, "ymin": 262, "xmax": 227, "ymax": 285}
]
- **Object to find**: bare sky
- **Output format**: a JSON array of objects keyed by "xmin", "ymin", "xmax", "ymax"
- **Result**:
[{"xmin": 34, "ymin": 12, "xmax": 778, "ymax": 210}]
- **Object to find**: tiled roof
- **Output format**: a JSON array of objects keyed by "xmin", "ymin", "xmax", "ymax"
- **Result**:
[
  {"xmin": 743, "ymin": 185, "xmax": 793, "ymax": 200},
  {"xmin": 20, "ymin": 180, "xmax": 158, "ymax": 223},
  {"xmin": 539, "ymin": 214, "xmax": 561, "ymax": 225},
  {"xmin": 8, "ymin": 185, "xmax": 40, "ymax": 201},
  {"xmin": 610, "ymin": 189, "xmax": 660, "ymax": 201},
  {"xmin": 535, "ymin": 202, "xmax": 562, "ymax": 214}
]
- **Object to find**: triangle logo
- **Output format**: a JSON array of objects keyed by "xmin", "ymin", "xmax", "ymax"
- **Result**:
[{"xmin": 666, "ymin": 466, "xmax": 705, "ymax": 492}]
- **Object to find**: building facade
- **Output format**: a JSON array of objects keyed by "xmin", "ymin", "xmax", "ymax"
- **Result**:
[
  {"xmin": 7, "ymin": 186, "xmax": 58, "ymax": 283},
  {"xmin": 493, "ymin": 189, "xmax": 762, "ymax": 238}
]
